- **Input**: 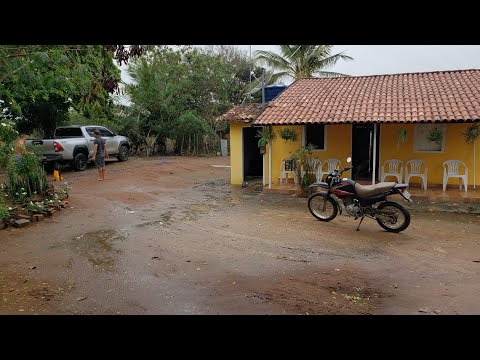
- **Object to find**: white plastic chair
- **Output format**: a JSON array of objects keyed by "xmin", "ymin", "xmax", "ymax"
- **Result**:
[
  {"xmin": 318, "ymin": 159, "xmax": 341, "ymax": 182},
  {"xmin": 443, "ymin": 160, "xmax": 468, "ymax": 192},
  {"xmin": 279, "ymin": 159, "xmax": 298, "ymax": 185},
  {"xmin": 405, "ymin": 160, "xmax": 428, "ymax": 190},
  {"xmin": 381, "ymin": 159, "xmax": 404, "ymax": 183}
]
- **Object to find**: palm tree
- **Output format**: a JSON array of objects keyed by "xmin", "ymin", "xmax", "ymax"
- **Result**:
[{"xmin": 254, "ymin": 45, "xmax": 353, "ymax": 83}]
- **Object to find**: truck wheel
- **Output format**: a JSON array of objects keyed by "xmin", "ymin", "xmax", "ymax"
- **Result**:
[
  {"xmin": 117, "ymin": 145, "xmax": 129, "ymax": 162},
  {"xmin": 73, "ymin": 153, "xmax": 88, "ymax": 171}
]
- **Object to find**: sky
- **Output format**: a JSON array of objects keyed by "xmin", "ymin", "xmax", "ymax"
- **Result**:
[{"xmin": 117, "ymin": 45, "xmax": 480, "ymax": 105}]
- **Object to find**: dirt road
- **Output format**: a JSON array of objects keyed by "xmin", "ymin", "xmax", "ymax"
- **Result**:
[{"xmin": 1, "ymin": 156, "xmax": 479, "ymax": 314}]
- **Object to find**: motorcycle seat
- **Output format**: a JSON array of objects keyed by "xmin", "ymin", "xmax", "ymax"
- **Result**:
[{"xmin": 354, "ymin": 182, "xmax": 396, "ymax": 197}]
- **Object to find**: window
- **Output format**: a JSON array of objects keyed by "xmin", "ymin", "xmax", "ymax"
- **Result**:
[
  {"xmin": 85, "ymin": 127, "xmax": 97, "ymax": 137},
  {"xmin": 54, "ymin": 127, "xmax": 83, "ymax": 138},
  {"xmin": 414, "ymin": 124, "xmax": 446, "ymax": 152},
  {"xmin": 305, "ymin": 124, "xmax": 325, "ymax": 150},
  {"xmin": 99, "ymin": 128, "xmax": 114, "ymax": 137}
]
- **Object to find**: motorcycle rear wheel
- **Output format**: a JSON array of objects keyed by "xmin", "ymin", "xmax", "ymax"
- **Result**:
[
  {"xmin": 376, "ymin": 201, "xmax": 410, "ymax": 233},
  {"xmin": 308, "ymin": 193, "xmax": 338, "ymax": 222}
]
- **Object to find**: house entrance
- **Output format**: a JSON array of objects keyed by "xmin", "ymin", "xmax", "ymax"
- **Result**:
[
  {"xmin": 243, "ymin": 126, "xmax": 263, "ymax": 180},
  {"xmin": 351, "ymin": 124, "xmax": 380, "ymax": 181}
]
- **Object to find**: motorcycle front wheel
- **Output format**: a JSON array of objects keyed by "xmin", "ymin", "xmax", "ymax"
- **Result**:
[
  {"xmin": 308, "ymin": 193, "xmax": 338, "ymax": 222},
  {"xmin": 375, "ymin": 201, "xmax": 410, "ymax": 233}
]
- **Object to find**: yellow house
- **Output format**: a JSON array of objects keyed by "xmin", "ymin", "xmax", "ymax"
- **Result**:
[{"xmin": 221, "ymin": 69, "xmax": 480, "ymax": 191}]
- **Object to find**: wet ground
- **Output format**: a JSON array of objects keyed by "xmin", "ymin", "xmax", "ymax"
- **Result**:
[{"xmin": 1, "ymin": 156, "xmax": 479, "ymax": 314}]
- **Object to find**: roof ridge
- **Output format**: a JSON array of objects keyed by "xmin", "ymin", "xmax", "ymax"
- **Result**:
[{"xmin": 295, "ymin": 68, "xmax": 480, "ymax": 80}]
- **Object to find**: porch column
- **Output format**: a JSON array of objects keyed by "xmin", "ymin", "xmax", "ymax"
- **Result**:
[
  {"xmin": 474, "ymin": 141, "xmax": 476, "ymax": 190},
  {"xmin": 372, "ymin": 123, "xmax": 378, "ymax": 185},
  {"xmin": 268, "ymin": 143, "xmax": 272, "ymax": 189},
  {"xmin": 263, "ymin": 154, "xmax": 266, "ymax": 186}
]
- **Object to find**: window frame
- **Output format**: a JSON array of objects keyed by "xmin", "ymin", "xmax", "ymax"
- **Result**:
[
  {"xmin": 302, "ymin": 124, "xmax": 327, "ymax": 151},
  {"xmin": 413, "ymin": 123, "xmax": 446, "ymax": 153}
]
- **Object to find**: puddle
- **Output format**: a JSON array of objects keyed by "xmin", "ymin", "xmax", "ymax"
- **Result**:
[
  {"xmin": 136, "ymin": 211, "xmax": 174, "ymax": 228},
  {"xmin": 69, "ymin": 229, "xmax": 126, "ymax": 271}
]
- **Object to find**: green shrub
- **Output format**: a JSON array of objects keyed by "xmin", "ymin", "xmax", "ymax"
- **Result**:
[
  {"xmin": 0, "ymin": 204, "xmax": 10, "ymax": 221},
  {"xmin": 6, "ymin": 153, "xmax": 48, "ymax": 200},
  {"xmin": 0, "ymin": 120, "xmax": 18, "ymax": 168}
]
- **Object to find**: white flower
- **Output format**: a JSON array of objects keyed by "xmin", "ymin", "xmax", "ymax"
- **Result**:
[
  {"xmin": 49, "ymin": 200, "xmax": 53, "ymax": 203},
  {"xmin": 8, "ymin": 207, "xmax": 12, "ymax": 210},
  {"xmin": 0, "ymin": 122, "xmax": 6, "ymax": 126}
]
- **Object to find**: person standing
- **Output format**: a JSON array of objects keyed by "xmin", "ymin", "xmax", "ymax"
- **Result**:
[
  {"xmin": 13, "ymin": 134, "xmax": 28, "ymax": 164},
  {"xmin": 92, "ymin": 129, "xmax": 109, "ymax": 181}
]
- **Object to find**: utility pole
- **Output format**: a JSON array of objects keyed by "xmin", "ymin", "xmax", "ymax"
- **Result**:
[
  {"xmin": 261, "ymin": 67, "xmax": 266, "ymax": 105},
  {"xmin": 249, "ymin": 45, "xmax": 252, "ymax": 103}
]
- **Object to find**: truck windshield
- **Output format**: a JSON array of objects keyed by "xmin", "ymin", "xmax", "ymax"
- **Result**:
[{"xmin": 55, "ymin": 128, "xmax": 83, "ymax": 138}]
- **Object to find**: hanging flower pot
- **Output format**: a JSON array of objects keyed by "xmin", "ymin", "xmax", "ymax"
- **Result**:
[
  {"xmin": 463, "ymin": 123, "xmax": 480, "ymax": 144},
  {"xmin": 396, "ymin": 129, "xmax": 407, "ymax": 150}
]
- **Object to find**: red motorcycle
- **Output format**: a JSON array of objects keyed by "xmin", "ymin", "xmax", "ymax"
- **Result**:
[{"xmin": 307, "ymin": 158, "xmax": 413, "ymax": 232}]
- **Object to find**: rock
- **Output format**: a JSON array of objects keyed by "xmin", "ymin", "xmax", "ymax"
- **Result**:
[
  {"xmin": 75, "ymin": 296, "xmax": 87, "ymax": 301},
  {"xmin": 60, "ymin": 200, "xmax": 68, "ymax": 208},
  {"xmin": 33, "ymin": 214, "xmax": 45, "ymax": 222},
  {"xmin": 28, "ymin": 266, "xmax": 36, "ymax": 270},
  {"xmin": 14, "ymin": 219, "xmax": 30, "ymax": 228},
  {"xmin": 16, "ymin": 214, "xmax": 31, "ymax": 220},
  {"xmin": 418, "ymin": 307, "xmax": 431, "ymax": 313},
  {"xmin": 434, "ymin": 310, "xmax": 441, "ymax": 314}
]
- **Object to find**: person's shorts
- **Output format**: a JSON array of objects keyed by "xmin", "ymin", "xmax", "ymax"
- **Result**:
[{"xmin": 95, "ymin": 155, "xmax": 105, "ymax": 169}]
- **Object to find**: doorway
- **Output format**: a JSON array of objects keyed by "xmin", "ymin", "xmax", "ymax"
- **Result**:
[
  {"xmin": 243, "ymin": 126, "xmax": 263, "ymax": 180},
  {"xmin": 351, "ymin": 124, "xmax": 380, "ymax": 181}
]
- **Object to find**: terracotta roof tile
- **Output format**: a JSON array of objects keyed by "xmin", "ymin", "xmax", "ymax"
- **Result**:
[
  {"xmin": 217, "ymin": 103, "xmax": 264, "ymax": 122},
  {"xmin": 255, "ymin": 69, "xmax": 480, "ymax": 125}
]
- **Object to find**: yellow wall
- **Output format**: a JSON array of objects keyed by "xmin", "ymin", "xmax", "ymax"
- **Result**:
[
  {"xmin": 380, "ymin": 123, "xmax": 480, "ymax": 187},
  {"xmin": 229, "ymin": 122, "xmax": 480, "ymax": 187},
  {"xmin": 267, "ymin": 124, "xmax": 353, "ymax": 183},
  {"xmin": 229, "ymin": 121, "xmax": 251, "ymax": 185}
]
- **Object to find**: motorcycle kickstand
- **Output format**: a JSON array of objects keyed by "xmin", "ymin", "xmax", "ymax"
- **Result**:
[{"xmin": 356, "ymin": 217, "xmax": 365, "ymax": 231}]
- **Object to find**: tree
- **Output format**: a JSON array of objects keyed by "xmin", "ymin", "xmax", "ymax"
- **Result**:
[
  {"xmin": 254, "ymin": 45, "xmax": 353, "ymax": 82},
  {"xmin": 125, "ymin": 46, "xmax": 251, "ymax": 155},
  {"xmin": 0, "ymin": 45, "xmax": 145, "ymax": 136}
]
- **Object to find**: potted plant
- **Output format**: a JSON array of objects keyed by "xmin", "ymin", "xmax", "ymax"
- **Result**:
[
  {"xmin": 279, "ymin": 128, "xmax": 298, "ymax": 143},
  {"xmin": 396, "ymin": 129, "xmax": 407, "ymax": 150},
  {"xmin": 426, "ymin": 127, "xmax": 444, "ymax": 146},
  {"xmin": 463, "ymin": 123, "xmax": 479, "ymax": 144},
  {"xmin": 256, "ymin": 126, "xmax": 276, "ymax": 154}
]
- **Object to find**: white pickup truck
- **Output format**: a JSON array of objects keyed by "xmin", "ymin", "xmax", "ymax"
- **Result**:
[{"xmin": 27, "ymin": 125, "xmax": 131, "ymax": 171}]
